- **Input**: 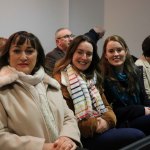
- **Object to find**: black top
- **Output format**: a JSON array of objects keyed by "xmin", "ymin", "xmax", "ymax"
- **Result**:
[{"xmin": 103, "ymin": 67, "xmax": 150, "ymax": 127}]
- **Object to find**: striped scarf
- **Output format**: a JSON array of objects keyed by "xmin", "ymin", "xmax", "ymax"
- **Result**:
[{"xmin": 66, "ymin": 64, "xmax": 107, "ymax": 121}]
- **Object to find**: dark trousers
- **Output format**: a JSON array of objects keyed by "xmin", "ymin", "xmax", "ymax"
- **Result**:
[
  {"xmin": 81, "ymin": 128, "xmax": 145, "ymax": 150},
  {"xmin": 76, "ymin": 148, "xmax": 88, "ymax": 150},
  {"xmin": 126, "ymin": 115, "xmax": 150, "ymax": 136}
]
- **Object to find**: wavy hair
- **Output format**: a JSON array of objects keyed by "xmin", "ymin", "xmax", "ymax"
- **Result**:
[
  {"xmin": 100, "ymin": 35, "xmax": 140, "ymax": 93},
  {"xmin": 53, "ymin": 35, "xmax": 103, "ymax": 88}
]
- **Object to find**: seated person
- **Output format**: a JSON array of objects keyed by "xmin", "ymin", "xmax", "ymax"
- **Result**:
[
  {"xmin": 45, "ymin": 26, "xmax": 105, "ymax": 76},
  {"xmin": 135, "ymin": 35, "xmax": 150, "ymax": 99},
  {"xmin": 99, "ymin": 35, "xmax": 150, "ymax": 136},
  {"xmin": 53, "ymin": 35, "xmax": 145, "ymax": 150},
  {"xmin": 0, "ymin": 31, "xmax": 84, "ymax": 150}
]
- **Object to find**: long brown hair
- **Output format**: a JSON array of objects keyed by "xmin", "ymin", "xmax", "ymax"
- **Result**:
[
  {"xmin": 100, "ymin": 35, "xmax": 140, "ymax": 93},
  {"xmin": 0, "ymin": 37, "xmax": 7, "ymax": 55},
  {"xmin": 53, "ymin": 35, "xmax": 103, "ymax": 89}
]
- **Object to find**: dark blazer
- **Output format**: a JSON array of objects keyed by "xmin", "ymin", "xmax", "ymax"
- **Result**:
[
  {"xmin": 45, "ymin": 29, "xmax": 100, "ymax": 76},
  {"xmin": 85, "ymin": 29, "xmax": 100, "ymax": 44},
  {"xmin": 45, "ymin": 47, "xmax": 65, "ymax": 76}
]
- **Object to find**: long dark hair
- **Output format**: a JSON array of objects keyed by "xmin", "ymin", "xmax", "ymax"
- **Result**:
[
  {"xmin": 0, "ymin": 31, "xmax": 45, "ymax": 74},
  {"xmin": 54, "ymin": 35, "xmax": 103, "ymax": 88},
  {"xmin": 100, "ymin": 35, "xmax": 140, "ymax": 93}
]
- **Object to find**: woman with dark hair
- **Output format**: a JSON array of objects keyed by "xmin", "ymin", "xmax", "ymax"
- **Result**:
[
  {"xmin": 0, "ymin": 37, "xmax": 7, "ymax": 56},
  {"xmin": 135, "ymin": 35, "xmax": 150, "ymax": 99},
  {"xmin": 0, "ymin": 31, "xmax": 83, "ymax": 150},
  {"xmin": 0, "ymin": 31, "xmax": 45, "ymax": 73},
  {"xmin": 53, "ymin": 35, "xmax": 145, "ymax": 150},
  {"xmin": 100, "ymin": 35, "xmax": 150, "ymax": 136}
]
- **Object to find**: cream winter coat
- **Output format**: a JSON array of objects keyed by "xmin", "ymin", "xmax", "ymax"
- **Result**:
[
  {"xmin": 0, "ymin": 66, "xmax": 81, "ymax": 150},
  {"xmin": 135, "ymin": 55, "xmax": 150, "ymax": 99}
]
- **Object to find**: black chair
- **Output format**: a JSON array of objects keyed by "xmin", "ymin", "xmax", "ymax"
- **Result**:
[{"xmin": 120, "ymin": 135, "xmax": 150, "ymax": 150}]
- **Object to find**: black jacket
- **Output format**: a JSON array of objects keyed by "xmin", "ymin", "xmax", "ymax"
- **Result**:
[{"xmin": 103, "ymin": 67, "xmax": 150, "ymax": 127}]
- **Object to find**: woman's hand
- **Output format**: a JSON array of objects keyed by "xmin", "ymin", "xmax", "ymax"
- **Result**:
[
  {"xmin": 145, "ymin": 107, "xmax": 150, "ymax": 115},
  {"xmin": 96, "ymin": 117, "xmax": 109, "ymax": 133},
  {"xmin": 43, "ymin": 137, "xmax": 77, "ymax": 150},
  {"xmin": 53, "ymin": 136, "xmax": 77, "ymax": 150}
]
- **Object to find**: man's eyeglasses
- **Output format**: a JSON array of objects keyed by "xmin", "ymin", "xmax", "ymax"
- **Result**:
[{"xmin": 57, "ymin": 34, "xmax": 75, "ymax": 39}]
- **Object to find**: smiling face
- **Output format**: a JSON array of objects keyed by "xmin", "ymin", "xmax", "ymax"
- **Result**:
[
  {"xmin": 9, "ymin": 39, "xmax": 38, "ymax": 74},
  {"xmin": 72, "ymin": 41, "xmax": 93, "ymax": 72},
  {"xmin": 105, "ymin": 41, "xmax": 127, "ymax": 68}
]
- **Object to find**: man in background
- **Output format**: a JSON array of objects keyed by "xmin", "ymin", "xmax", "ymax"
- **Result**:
[{"xmin": 45, "ymin": 26, "xmax": 105, "ymax": 76}]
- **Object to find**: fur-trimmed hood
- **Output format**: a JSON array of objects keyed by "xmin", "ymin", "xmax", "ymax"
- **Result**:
[{"xmin": 0, "ymin": 66, "xmax": 60, "ymax": 89}]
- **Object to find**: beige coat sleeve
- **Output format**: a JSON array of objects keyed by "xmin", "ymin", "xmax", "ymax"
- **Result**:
[{"xmin": 0, "ymin": 102, "xmax": 45, "ymax": 150}]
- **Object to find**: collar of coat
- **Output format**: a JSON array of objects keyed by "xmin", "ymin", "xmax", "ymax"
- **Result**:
[{"xmin": 0, "ymin": 66, "xmax": 60, "ymax": 90}]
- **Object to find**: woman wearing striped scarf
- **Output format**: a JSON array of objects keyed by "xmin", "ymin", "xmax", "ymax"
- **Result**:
[{"xmin": 53, "ymin": 35, "xmax": 145, "ymax": 150}]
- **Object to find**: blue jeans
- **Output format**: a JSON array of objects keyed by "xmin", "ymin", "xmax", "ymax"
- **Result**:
[{"xmin": 81, "ymin": 128, "xmax": 145, "ymax": 150}]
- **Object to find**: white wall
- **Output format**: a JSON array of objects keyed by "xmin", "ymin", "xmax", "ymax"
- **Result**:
[
  {"xmin": 0, "ymin": 0, "xmax": 150, "ymax": 57},
  {"xmin": 0, "ymin": 0, "xmax": 69, "ymax": 54},
  {"xmin": 104, "ymin": 0, "xmax": 150, "ymax": 57},
  {"xmin": 69, "ymin": 0, "xmax": 104, "ymax": 55},
  {"xmin": 0, "ymin": 0, "xmax": 104, "ymax": 55}
]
